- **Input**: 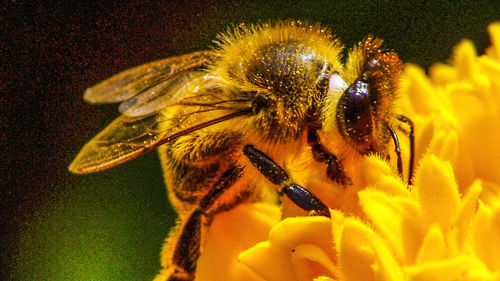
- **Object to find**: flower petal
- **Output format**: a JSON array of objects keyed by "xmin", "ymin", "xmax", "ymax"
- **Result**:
[
  {"xmin": 197, "ymin": 203, "xmax": 280, "ymax": 281},
  {"xmin": 453, "ymin": 40, "xmax": 481, "ymax": 82},
  {"xmin": 356, "ymin": 155, "xmax": 393, "ymax": 186},
  {"xmin": 471, "ymin": 200, "xmax": 500, "ymax": 271},
  {"xmin": 406, "ymin": 255, "xmax": 497, "ymax": 281},
  {"xmin": 414, "ymin": 155, "xmax": 460, "ymax": 233},
  {"xmin": 337, "ymin": 216, "xmax": 405, "ymax": 281},
  {"xmin": 479, "ymin": 180, "xmax": 500, "ymax": 206},
  {"xmin": 292, "ymin": 244, "xmax": 339, "ymax": 280},
  {"xmin": 427, "ymin": 129, "xmax": 458, "ymax": 167},
  {"xmin": 415, "ymin": 224, "xmax": 447, "ymax": 264},
  {"xmin": 336, "ymin": 218, "xmax": 376, "ymax": 281},
  {"xmin": 452, "ymin": 180, "xmax": 482, "ymax": 251},
  {"xmin": 239, "ymin": 241, "xmax": 297, "ymax": 281},
  {"xmin": 370, "ymin": 233, "xmax": 405, "ymax": 281},
  {"xmin": 314, "ymin": 276, "xmax": 335, "ymax": 281},
  {"xmin": 429, "ymin": 63, "xmax": 456, "ymax": 86},
  {"xmin": 359, "ymin": 188, "xmax": 423, "ymax": 263},
  {"xmin": 240, "ymin": 216, "xmax": 335, "ymax": 281},
  {"xmin": 486, "ymin": 22, "xmax": 500, "ymax": 60},
  {"xmin": 401, "ymin": 65, "xmax": 439, "ymax": 115}
]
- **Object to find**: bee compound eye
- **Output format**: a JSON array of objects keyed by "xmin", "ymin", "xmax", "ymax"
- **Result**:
[
  {"xmin": 340, "ymin": 78, "xmax": 373, "ymax": 145},
  {"xmin": 346, "ymin": 79, "xmax": 369, "ymax": 103}
]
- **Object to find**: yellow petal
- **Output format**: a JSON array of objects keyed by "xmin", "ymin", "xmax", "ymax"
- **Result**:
[
  {"xmin": 448, "ymin": 82, "xmax": 486, "ymax": 126},
  {"xmin": 197, "ymin": 203, "xmax": 280, "ymax": 281},
  {"xmin": 292, "ymin": 244, "xmax": 339, "ymax": 280},
  {"xmin": 359, "ymin": 189, "xmax": 423, "ymax": 263},
  {"xmin": 375, "ymin": 174, "xmax": 409, "ymax": 197},
  {"xmin": 370, "ymin": 233, "xmax": 405, "ymax": 281},
  {"xmin": 356, "ymin": 156, "xmax": 409, "ymax": 197},
  {"xmin": 415, "ymin": 224, "xmax": 447, "ymax": 264},
  {"xmin": 314, "ymin": 276, "xmax": 335, "ymax": 281},
  {"xmin": 414, "ymin": 155, "xmax": 460, "ymax": 232},
  {"xmin": 479, "ymin": 56, "xmax": 500, "ymax": 84},
  {"xmin": 239, "ymin": 241, "xmax": 297, "ymax": 281},
  {"xmin": 356, "ymin": 155, "xmax": 393, "ymax": 186},
  {"xmin": 330, "ymin": 210, "xmax": 347, "ymax": 248},
  {"xmin": 401, "ymin": 65, "xmax": 439, "ymax": 115},
  {"xmin": 406, "ymin": 255, "xmax": 496, "ymax": 281},
  {"xmin": 452, "ymin": 180, "xmax": 482, "ymax": 252},
  {"xmin": 486, "ymin": 22, "xmax": 500, "ymax": 60},
  {"xmin": 462, "ymin": 114, "xmax": 500, "ymax": 185},
  {"xmin": 414, "ymin": 115, "xmax": 435, "ymax": 163},
  {"xmin": 240, "ymin": 216, "xmax": 335, "ymax": 281},
  {"xmin": 471, "ymin": 200, "xmax": 500, "ymax": 271},
  {"xmin": 337, "ymin": 218, "xmax": 376, "ymax": 281},
  {"xmin": 479, "ymin": 180, "xmax": 500, "ymax": 207},
  {"xmin": 267, "ymin": 216, "xmax": 333, "ymax": 252},
  {"xmin": 453, "ymin": 40, "xmax": 480, "ymax": 81},
  {"xmin": 429, "ymin": 63, "xmax": 456, "ymax": 85},
  {"xmin": 338, "ymin": 217, "xmax": 405, "ymax": 281},
  {"xmin": 427, "ymin": 129, "xmax": 458, "ymax": 167}
]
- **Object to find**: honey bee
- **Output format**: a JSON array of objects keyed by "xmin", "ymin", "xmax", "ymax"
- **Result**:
[{"xmin": 69, "ymin": 21, "xmax": 414, "ymax": 281}]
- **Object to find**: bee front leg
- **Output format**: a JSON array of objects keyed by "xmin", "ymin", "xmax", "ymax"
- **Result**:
[
  {"xmin": 397, "ymin": 114, "xmax": 415, "ymax": 185},
  {"xmin": 243, "ymin": 145, "xmax": 330, "ymax": 217},
  {"xmin": 307, "ymin": 128, "xmax": 352, "ymax": 186}
]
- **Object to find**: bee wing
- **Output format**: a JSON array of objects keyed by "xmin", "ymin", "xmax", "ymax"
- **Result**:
[
  {"xmin": 69, "ymin": 112, "xmax": 165, "ymax": 174},
  {"xmin": 70, "ymin": 71, "xmax": 252, "ymax": 174},
  {"xmin": 117, "ymin": 70, "xmax": 219, "ymax": 118},
  {"xmin": 83, "ymin": 50, "xmax": 216, "ymax": 104}
]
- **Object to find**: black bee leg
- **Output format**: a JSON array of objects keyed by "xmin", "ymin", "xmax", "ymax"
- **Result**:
[
  {"xmin": 385, "ymin": 123, "xmax": 403, "ymax": 177},
  {"xmin": 167, "ymin": 166, "xmax": 243, "ymax": 281},
  {"xmin": 168, "ymin": 209, "xmax": 202, "ymax": 281},
  {"xmin": 397, "ymin": 114, "xmax": 415, "ymax": 185},
  {"xmin": 307, "ymin": 128, "xmax": 352, "ymax": 185},
  {"xmin": 243, "ymin": 145, "xmax": 330, "ymax": 217}
]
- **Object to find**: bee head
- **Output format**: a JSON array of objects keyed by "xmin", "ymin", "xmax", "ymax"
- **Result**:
[{"xmin": 330, "ymin": 37, "xmax": 403, "ymax": 155}]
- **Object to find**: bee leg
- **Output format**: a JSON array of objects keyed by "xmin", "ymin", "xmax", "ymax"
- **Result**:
[
  {"xmin": 307, "ymin": 128, "xmax": 352, "ymax": 185},
  {"xmin": 168, "ymin": 209, "xmax": 202, "ymax": 281},
  {"xmin": 167, "ymin": 166, "xmax": 243, "ymax": 281},
  {"xmin": 397, "ymin": 115, "xmax": 415, "ymax": 185},
  {"xmin": 243, "ymin": 145, "xmax": 330, "ymax": 217},
  {"xmin": 385, "ymin": 123, "xmax": 403, "ymax": 177}
]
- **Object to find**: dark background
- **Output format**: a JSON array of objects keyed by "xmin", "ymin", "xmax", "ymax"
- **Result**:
[{"xmin": 2, "ymin": 1, "xmax": 500, "ymax": 280}]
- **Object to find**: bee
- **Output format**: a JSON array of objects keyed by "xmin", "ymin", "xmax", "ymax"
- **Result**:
[{"xmin": 69, "ymin": 21, "xmax": 414, "ymax": 281}]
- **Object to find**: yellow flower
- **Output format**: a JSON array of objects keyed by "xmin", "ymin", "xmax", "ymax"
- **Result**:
[
  {"xmin": 400, "ymin": 23, "xmax": 500, "ymax": 196},
  {"xmin": 155, "ymin": 202, "xmax": 280, "ymax": 281},
  {"xmin": 237, "ymin": 22, "xmax": 500, "ymax": 281}
]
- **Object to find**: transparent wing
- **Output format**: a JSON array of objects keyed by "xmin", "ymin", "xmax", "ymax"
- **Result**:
[
  {"xmin": 83, "ymin": 50, "xmax": 216, "ymax": 104},
  {"xmin": 70, "ymin": 71, "xmax": 252, "ymax": 174},
  {"xmin": 69, "ymin": 112, "xmax": 164, "ymax": 174},
  {"xmin": 118, "ymin": 71, "xmax": 221, "ymax": 118}
]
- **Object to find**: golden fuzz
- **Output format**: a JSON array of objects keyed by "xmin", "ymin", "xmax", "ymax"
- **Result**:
[{"xmin": 210, "ymin": 20, "xmax": 344, "ymax": 89}]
